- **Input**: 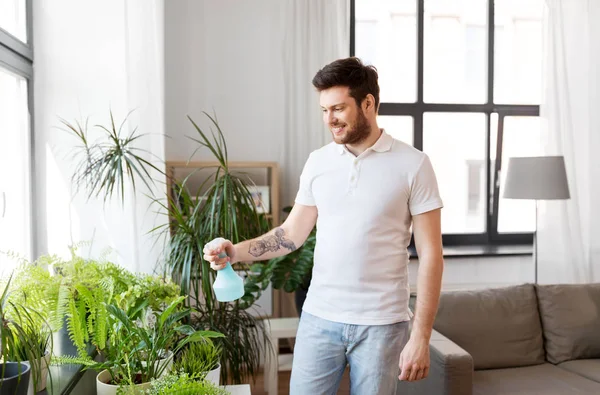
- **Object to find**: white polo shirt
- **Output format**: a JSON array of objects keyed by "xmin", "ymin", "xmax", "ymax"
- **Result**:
[{"xmin": 295, "ymin": 130, "xmax": 443, "ymax": 325}]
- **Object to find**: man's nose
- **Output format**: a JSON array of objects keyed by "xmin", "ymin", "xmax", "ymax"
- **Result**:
[{"xmin": 327, "ymin": 112, "xmax": 337, "ymax": 124}]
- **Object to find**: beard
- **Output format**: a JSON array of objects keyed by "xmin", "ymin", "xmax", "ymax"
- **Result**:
[{"xmin": 331, "ymin": 109, "xmax": 371, "ymax": 145}]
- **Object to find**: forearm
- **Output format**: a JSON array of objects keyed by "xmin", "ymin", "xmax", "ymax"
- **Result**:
[
  {"xmin": 232, "ymin": 226, "xmax": 301, "ymax": 264},
  {"xmin": 412, "ymin": 254, "xmax": 444, "ymax": 341}
]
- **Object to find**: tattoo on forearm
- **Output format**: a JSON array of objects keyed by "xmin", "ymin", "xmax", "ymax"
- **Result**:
[{"xmin": 248, "ymin": 228, "xmax": 297, "ymax": 257}]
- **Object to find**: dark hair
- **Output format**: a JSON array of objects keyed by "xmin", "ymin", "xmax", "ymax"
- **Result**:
[{"xmin": 312, "ymin": 57, "xmax": 380, "ymax": 111}]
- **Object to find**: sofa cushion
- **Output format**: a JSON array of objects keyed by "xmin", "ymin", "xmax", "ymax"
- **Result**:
[
  {"xmin": 473, "ymin": 363, "xmax": 600, "ymax": 395},
  {"xmin": 536, "ymin": 283, "xmax": 600, "ymax": 364},
  {"xmin": 558, "ymin": 359, "xmax": 600, "ymax": 383},
  {"xmin": 433, "ymin": 284, "xmax": 545, "ymax": 369}
]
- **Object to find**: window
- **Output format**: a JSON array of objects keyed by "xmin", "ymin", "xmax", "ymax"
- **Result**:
[
  {"xmin": 352, "ymin": 0, "xmax": 543, "ymax": 245},
  {"xmin": 0, "ymin": 0, "xmax": 33, "ymax": 276}
]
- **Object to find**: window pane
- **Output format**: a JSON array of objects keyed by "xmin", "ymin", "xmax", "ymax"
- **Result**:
[
  {"xmin": 355, "ymin": 0, "xmax": 417, "ymax": 103},
  {"xmin": 494, "ymin": 0, "xmax": 543, "ymax": 104},
  {"xmin": 0, "ymin": 0, "xmax": 27, "ymax": 42},
  {"xmin": 497, "ymin": 116, "xmax": 542, "ymax": 233},
  {"xmin": 0, "ymin": 67, "xmax": 31, "ymax": 277},
  {"xmin": 378, "ymin": 115, "xmax": 413, "ymax": 145},
  {"xmin": 424, "ymin": 0, "xmax": 487, "ymax": 103},
  {"xmin": 424, "ymin": 113, "xmax": 486, "ymax": 233}
]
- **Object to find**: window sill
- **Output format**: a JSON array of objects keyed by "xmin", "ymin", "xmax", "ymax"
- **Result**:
[{"xmin": 408, "ymin": 244, "xmax": 533, "ymax": 259}]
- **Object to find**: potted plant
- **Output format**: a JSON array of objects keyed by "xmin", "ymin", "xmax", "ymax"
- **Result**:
[
  {"xmin": 4, "ymin": 318, "xmax": 52, "ymax": 394},
  {"xmin": 64, "ymin": 109, "xmax": 274, "ymax": 384},
  {"xmin": 153, "ymin": 112, "xmax": 273, "ymax": 384},
  {"xmin": 143, "ymin": 372, "xmax": 230, "ymax": 395},
  {"xmin": 55, "ymin": 296, "xmax": 223, "ymax": 395},
  {"xmin": 1, "ymin": 275, "xmax": 49, "ymax": 395},
  {"xmin": 174, "ymin": 340, "xmax": 223, "ymax": 385}
]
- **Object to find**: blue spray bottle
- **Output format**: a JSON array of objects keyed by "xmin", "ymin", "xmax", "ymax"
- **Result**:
[{"xmin": 212, "ymin": 251, "xmax": 245, "ymax": 302}]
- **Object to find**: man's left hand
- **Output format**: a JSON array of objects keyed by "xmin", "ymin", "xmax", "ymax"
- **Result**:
[{"xmin": 398, "ymin": 336, "xmax": 430, "ymax": 381}]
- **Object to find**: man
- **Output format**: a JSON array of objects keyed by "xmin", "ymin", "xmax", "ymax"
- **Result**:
[{"xmin": 204, "ymin": 57, "xmax": 444, "ymax": 394}]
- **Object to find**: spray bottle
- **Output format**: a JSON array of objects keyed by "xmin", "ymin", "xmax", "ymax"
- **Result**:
[{"xmin": 209, "ymin": 239, "xmax": 245, "ymax": 302}]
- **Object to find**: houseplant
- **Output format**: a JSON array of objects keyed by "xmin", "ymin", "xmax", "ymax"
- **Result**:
[
  {"xmin": 62, "ymin": 110, "xmax": 163, "ymax": 205},
  {"xmin": 143, "ymin": 372, "xmax": 230, "ymax": 395},
  {"xmin": 55, "ymin": 296, "xmax": 223, "ymax": 394},
  {"xmin": 64, "ymin": 109, "xmax": 273, "ymax": 384},
  {"xmin": 174, "ymin": 339, "xmax": 222, "ymax": 385},
  {"xmin": 154, "ymin": 112, "xmax": 272, "ymax": 384},
  {"xmin": 1, "ymin": 275, "xmax": 50, "ymax": 395}
]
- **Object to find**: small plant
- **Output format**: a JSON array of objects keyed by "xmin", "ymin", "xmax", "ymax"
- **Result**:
[
  {"xmin": 143, "ymin": 371, "xmax": 230, "ymax": 395},
  {"xmin": 1, "ymin": 275, "xmax": 53, "ymax": 393},
  {"xmin": 54, "ymin": 296, "xmax": 224, "ymax": 387},
  {"xmin": 174, "ymin": 340, "xmax": 222, "ymax": 378}
]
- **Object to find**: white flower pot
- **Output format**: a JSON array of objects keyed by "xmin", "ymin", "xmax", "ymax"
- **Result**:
[
  {"xmin": 140, "ymin": 350, "xmax": 173, "ymax": 378},
  {"xmin": 26, "ymin": 352, "xmax": 50, "ymax": 394},
  {"xmin": 204, "ymin": 363, "xmax": 221, "ymax": 386},
  {"xmin": 96, "ymin": 370, "xmax": 151, "ymax": 395}
]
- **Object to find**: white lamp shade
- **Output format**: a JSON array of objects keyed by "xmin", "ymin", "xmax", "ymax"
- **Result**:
[{"xmin": 503, "ymin": 156, "xmax": 570, "ymax": 200}]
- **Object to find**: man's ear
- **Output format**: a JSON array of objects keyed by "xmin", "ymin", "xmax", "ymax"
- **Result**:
[{"xmin": 363, "ymin": 94, "xmax": 376, "ymax": 113}]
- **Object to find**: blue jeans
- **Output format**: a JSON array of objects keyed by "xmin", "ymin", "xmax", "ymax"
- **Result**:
[{"xmin": 289, "ymin": 311, "xmax": 410, "ymax": 395}]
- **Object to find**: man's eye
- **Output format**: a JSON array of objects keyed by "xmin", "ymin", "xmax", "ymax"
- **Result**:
[{"xmin": 334, "ymin": 108, "xmax": 343, "ymax": 112}]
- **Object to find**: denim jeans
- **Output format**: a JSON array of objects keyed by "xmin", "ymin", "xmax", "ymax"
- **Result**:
[{"xmin": 289, "ymin": 311, "xmax": 410, "ymax": 395}]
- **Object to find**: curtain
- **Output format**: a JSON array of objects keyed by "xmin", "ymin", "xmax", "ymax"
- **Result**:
[
  {"xmin": 278, "ymin": 0, "xmax": 349, "ymax": 317},
  {"xmin": 33, "ymin": 0, "xmax": 166, "ymax": 274},
  {"xmin": 537, "ymin": 0, "xmax": 600, "ymax": 283},
  {"xmin": 281, "ymin": 0, "xmax": 350, "ymax": 208}
]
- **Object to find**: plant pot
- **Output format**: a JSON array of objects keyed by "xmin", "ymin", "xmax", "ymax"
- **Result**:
[
  {"xmin": 204, "ymin": 363, "xmax": 221, "ymax": 386},
  {"xmin": 140, "ymin": 350, "xmax": 173, "ymax": 378},
  {"xmin": 0, "ymin": 362, "xmax": 31, "ymax": 395},
  {"xmin": 96, "ymin": 370, "xmax": 151, "ymax": 395},
  {"xmin": 25, "ymin": 351, "xmax": 50, "ymax": 394}
]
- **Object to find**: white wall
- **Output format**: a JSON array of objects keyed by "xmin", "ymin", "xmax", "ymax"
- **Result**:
[
  {"xmin": 33, "ymin": 0, "xmax": 166, "ymax": 273},
  {"xmin": 165, "ymin": 0, "xmax": 284, "ymax": 164}
]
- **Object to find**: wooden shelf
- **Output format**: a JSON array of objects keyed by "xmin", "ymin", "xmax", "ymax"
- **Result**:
[{"xmin": 165, "ymin": 161, "xmax": 281, "ymax": 226}]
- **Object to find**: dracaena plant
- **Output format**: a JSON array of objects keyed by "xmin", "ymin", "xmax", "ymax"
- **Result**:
[
  {"xmin": 151, "ymin": 112, "xmax": 272, "ymax": 384},
  {"xmin": 61, "ymin": 109, "xmax": 163, "ymax": 205}
]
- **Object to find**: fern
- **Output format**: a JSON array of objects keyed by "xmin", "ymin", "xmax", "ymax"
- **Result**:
[
  {"xmin": 67, "ymin": 298, "xmax": 87, "ymax": 357},
  {"xmin": 49, "ymin": 282, "xmax": 70, "ymax": 331},
  {"xmin": 93, "ymin": 291, "xmax": 108, "ymax": 350},
  {"xmin": 52, "ymin": 354, "xmax": 96, "ymax": 367}
]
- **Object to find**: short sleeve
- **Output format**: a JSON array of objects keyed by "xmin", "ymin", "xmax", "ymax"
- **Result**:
[
  {"xmin": 294, "ymin": 154, "xmax": 316, "ymax": 206},
  {"xmin": 409, "ymin": 154, "xmax": 444, "ymax": 215}
]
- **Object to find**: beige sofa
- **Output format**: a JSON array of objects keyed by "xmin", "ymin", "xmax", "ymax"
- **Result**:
[{"xmin": 397, "ymin": 283, "xmax": 600, "ymax": 395}]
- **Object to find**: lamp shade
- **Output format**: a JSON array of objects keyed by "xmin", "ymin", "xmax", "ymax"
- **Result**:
[{"xmin": 503, "ymin": 156, "xmax": 570, "ymax": 200}]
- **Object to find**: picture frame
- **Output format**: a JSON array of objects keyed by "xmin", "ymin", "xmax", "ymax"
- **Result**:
[{"xmin": 248, "ymin": 185, "xmax": 270, "ymax": 214}]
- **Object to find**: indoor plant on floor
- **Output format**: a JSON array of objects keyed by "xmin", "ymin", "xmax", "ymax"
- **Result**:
[{"xmin": 154, "ymin": 112, "xmax": 273, "ymax": 384}]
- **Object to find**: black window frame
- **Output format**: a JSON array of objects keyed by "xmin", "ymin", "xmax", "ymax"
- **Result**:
[
  {"xmin": 0, "ymin": 0, "xmax": 36, "ymax": 256},
  {"xmin": 351, "ymin": 0, "xmax": 536, "ymax": 247}
]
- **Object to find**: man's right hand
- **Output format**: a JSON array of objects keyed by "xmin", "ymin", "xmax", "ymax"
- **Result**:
[{"xmin": 203, "ymin": 237, "xmax": 236, "ymax": 271}]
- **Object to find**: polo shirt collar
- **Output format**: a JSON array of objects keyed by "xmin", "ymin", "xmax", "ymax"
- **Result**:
[{"xmin": 337, "ymin": 129, "xmax": 394, "ymax": 155}]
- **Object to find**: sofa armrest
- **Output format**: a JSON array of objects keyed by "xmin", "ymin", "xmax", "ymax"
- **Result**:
[{"xmin": 397, "ymin": 329, "xmax": 474, "ymax": 395}]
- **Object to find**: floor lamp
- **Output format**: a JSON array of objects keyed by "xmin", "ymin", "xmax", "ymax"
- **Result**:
[{"xmin": 502, "ymin": 156, "xmax": 570, "ymax": 284}]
